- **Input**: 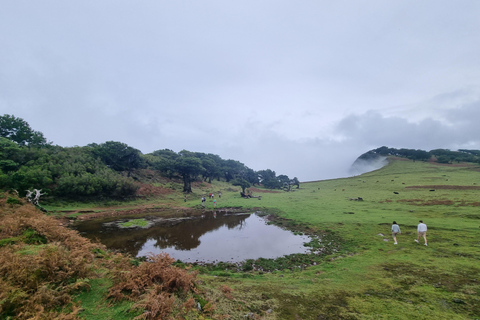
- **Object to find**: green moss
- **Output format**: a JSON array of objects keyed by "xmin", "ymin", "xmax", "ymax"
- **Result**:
[{"xmin": 119, "ymin": 218, "xmax": 149, "ymax": 228}]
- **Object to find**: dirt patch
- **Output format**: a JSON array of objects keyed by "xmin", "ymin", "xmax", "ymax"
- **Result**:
[
  {"xmin": 67, "ymin": 206, "xmax": 247, "ymax": 223},
  {"xmin": 397, "ymin": 199, "xmax": 455, "ymax": 206},
  {"xmin": 395, "ymin": 198, "xmax": 480, "ymax": 206},
  {"xmin": 405, "ymin": 185, "xmax": 480, "ymax": 190},
  {"xmin": 249, "ymin": 187, "xmax": 281, "ymax": 194},
  {"xmin": 136, "ymin": 183, "xmax": 174, "ymax": 197}
]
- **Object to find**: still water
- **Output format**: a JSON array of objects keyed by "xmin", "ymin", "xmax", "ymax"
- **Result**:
[{"xmin": 72, "ymin": 212, "xmax": 311, "ymax": 263}]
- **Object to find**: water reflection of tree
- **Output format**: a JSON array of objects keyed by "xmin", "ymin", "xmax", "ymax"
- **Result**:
[
  {"xmin": 73, "ymin": 213, "xmax": 249, "ymax": 257},
  {"xmin": 227, "ymin": 218, "xmax": 246, "ymax": 230},
  {"xmin": 153, "ymin": 214, "xmax": 248, "ymax": 250}
]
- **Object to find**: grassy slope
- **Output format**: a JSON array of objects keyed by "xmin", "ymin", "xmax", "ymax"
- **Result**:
[
  {"xmin": 191, "ymin": 158, "xmax": 480, "ymax": 319},
  {"xmin": 32, "ymin": 158, "xmax": 480, "ymax": 319}
]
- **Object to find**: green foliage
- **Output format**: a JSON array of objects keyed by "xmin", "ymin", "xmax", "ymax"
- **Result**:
[
  {"xmin": 0, "ymin": 143, "xmax": 139, "ymax": 199},
  {"xmin": 258, "ymin": 169, "xmax": 282, "ymax": 189},
  {"xmin": 6, "ymin": 197, "xmax": 22, "ymax": 205},
  {"xmin": 231, "ymin": 178, "xmax": 251, "ymax": 193},
  {"xmin": 22, "ymin": 228, "xmax": 48, "ymax": 245},
  {"xmin": 175, "ymin": 151, "xmax": 205, "ymax": 193},
  {"xmin": 1, "ymin": 115, "xmax": 298, "ymax": 202},
  {"xmin": 362, "ymin": 146, "xmax": 480, "ymax": 163},
  {"xmin": 55, "ymin": 168, "xmax": 138, "ymax": 199},
  {"xmin": 89, "ymin": 141, "xmax": 144, "ymax": 172},
  {"xmin": 0, "ymin": 114, "xmax": 48, "ymax": 147}
]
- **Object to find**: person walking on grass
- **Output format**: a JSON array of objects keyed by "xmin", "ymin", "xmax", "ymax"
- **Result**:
[
  {"xmin": 415, "ymin": 220, "xmax": 428, "ymax": 246},
  {"xmin": 391, "ymin": 221, "xmax": 401, "ymax": 244}
]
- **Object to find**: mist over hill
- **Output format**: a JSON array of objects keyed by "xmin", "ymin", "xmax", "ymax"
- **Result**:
[
  {"xmin": 349, "ymin": 154, "xmax": 388, "ymax": 176},
  {"xmin": 349, "ymin": 146, "xmax": 480, "ymax": 177}
]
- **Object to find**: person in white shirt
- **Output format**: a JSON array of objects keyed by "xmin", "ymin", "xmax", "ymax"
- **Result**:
[
  {"xmin": 391, "ymin": 221, "xmax": 401, "ymax": 245},
  {"xmin": 415, "ymin": 220, "xmax": 428, "ymax": 246}
]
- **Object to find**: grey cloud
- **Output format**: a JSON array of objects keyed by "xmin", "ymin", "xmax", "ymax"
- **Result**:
[
  {"xmin": 2, "ymin": 1, "xmax": 480, "ymax": 181},
  {"xmin": 336, "ymin": 100, "xmax": 480, "ymax": 151}
]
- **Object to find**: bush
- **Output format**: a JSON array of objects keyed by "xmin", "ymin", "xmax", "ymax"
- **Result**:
[{"xmin": 6, "ymin": 197, "xmax": 22, "ymax": 205}]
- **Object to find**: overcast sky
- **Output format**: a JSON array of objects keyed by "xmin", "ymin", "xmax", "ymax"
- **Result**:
[{"xmin": 1, "ymin": 1, "xmax": 480, "ymax": 181}]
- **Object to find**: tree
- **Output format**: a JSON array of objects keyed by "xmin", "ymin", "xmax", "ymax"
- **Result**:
[
  {"xmin": 201, "ymin": 157, "xmax": 220, "ymax": 183},
  {"xmin": 290, "ymin": 177, "xmax": 300, "ymax": 189},
  {"xmin": 147, "ymin": 149, "xmax": 179, "ymax": 178},
  {"xmin": 258, "ymin": 169, "xmax": 281, "ymax": 189},
  {"xmin": 0, "ymin": 137, "xmax": 22, "ymax": 172},
  {"xmin": 174, "ymin": 151, "xmax": 205, "ymax": 193},
  {"xmin": 231, "ymin": 178, "xmax": 251, "ymax": 194},
  {"xmin": 222, "ymin": 159, "xmax": 245, "ymax": 182},
  {"xmin": 90, "ymin": 141, "xmax": 144, "ymax": 175},
  {"xmin": 0, "ymin": 114, "xmax": 48, "ymax": 147}
]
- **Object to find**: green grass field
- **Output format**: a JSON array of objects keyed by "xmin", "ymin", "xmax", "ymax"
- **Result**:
[
  {"xmin": 25, "ymin": 157, "xmax": 480, "ymax": 319},
  {"xmin": 182, "ymin": 158, "xmax": 480, "ymax": 319}
]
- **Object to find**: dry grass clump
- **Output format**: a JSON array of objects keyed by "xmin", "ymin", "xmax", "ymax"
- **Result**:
[
  {"xmin": 219, "ymin": 285, "xmax": 234, "ymax": 300},
  {"xmin": 0, "ymin": 194, "xmax": 213, "ymax": 319},
  {"xmin": 0, "ymin": 196, "xmax": 99, "ymax": 319},
  {"xmin": 108, "ymin": 253, "xmax": 200, "ymax": 319},
  {"xmin": 136, "ymin": 183, "xmax": 174, "ymax": 197}
]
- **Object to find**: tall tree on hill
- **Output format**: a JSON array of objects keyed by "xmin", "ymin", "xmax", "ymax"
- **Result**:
[
  {"xmin": 147, "ymin": 149, "xmax": 179, "ymax": 178},
  {"xmin": 244, "ymin": 167, "xmax": 259, "ymax": 186},
  {"xmin": 222, "ymin": 159, "xmax": 245, "ymax": 182},
  {"xmin": 175, "ymin": 150, "xmax": 205, "ymax": 193},
  {"xmin": 258, "ymin": 169, "xmax": 282, "ymax": 189},
  {"xmin": 231, "ymin": 177, "xmax": 251, "ymax": 194},
  {"xmin": 0, "ymin": 114, "xmax": 48, "ymax": 147}
]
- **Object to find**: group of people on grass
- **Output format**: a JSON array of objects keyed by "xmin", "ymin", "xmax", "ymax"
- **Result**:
[
  {"xmin": 201, "ymin": 194, "xmax": 218, "ymax": 208},
  {"xmin": 391, "ymin": 220, "xmax": 428, "ymax": 246}
]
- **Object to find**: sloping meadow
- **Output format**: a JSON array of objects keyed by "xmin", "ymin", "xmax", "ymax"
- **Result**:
[{"xmin": 194, "ymin": 158, "xmax": 480, "ymax": 319}]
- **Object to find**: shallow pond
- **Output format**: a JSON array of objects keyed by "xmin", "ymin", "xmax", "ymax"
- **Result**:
[{"xmin": 72, "ymin": 211, "xmax": 311, "ymax": 263}]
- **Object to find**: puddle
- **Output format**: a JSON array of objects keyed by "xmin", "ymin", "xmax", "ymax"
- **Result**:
[{"xmin": 72, "ymin": 211, "xmax": 311, "ymax": 263}]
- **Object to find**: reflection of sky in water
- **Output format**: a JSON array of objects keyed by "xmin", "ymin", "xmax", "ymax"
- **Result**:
[{"xmin": 137, "ymin": 214, "xmax": 311, "ymax": 263}]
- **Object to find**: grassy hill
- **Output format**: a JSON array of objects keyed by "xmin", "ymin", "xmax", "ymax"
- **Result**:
[
  {"xmin": 2, "ymin": 157, "xmax": 480, "ymax": 319},
  {"xmin": 188, "ymin": 157, "xmax": 480, "ymax": 319}
]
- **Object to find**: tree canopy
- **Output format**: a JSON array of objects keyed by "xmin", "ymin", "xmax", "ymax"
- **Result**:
[
  {"xmin": 0, "ymin": 114, "xmax": 48, "ymax": 147},
  {"xmin": 1, "ymin": 114, "xmax": 298, "ymax": 200},
  {"xmin": 359, "ymin": 146, "xmax": 480, "ymax": 164}
]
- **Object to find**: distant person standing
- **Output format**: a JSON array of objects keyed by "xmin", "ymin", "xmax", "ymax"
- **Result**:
[
  {"xmin": 213, "ymin": 199, "xmax": 217, "ymax": 209},
  {"xmin": 415, "ymin": 220, "xmax": 428, "ymax": 246},
  {"xmin": 391, "ymin": 221, "xmax": 401, "ymax": 244},
  {"xmin": 218, "ymin": 192, "xmax": 221, "ymax": 198}
]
